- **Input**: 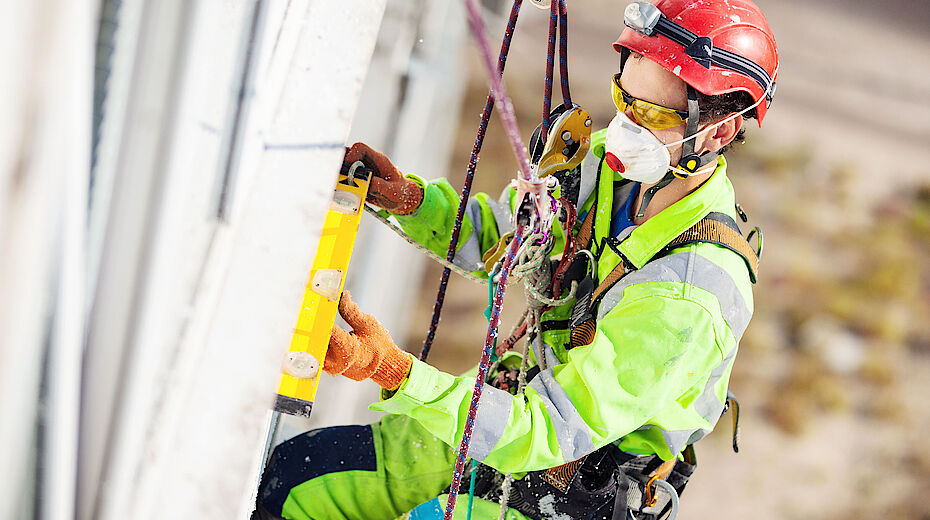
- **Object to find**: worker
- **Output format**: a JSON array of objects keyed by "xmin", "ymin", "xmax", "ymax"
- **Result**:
[{"xmin": 254, "ymin": 0, "xmax": 777, "ymax": 518}]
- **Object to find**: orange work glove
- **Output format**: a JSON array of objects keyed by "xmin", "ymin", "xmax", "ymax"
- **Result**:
[
  {"xmin": 344, "ymin": 142, "xmax": 423, "ymax": 215},
  {"xmin": 325, "ymin": 291, "xmax": 413, "ymax": 390}
]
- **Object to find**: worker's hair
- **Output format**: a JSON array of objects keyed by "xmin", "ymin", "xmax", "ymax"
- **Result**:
[{"xmin": 696, "ymin": 89, "xmax": 756, "ymax": 153}]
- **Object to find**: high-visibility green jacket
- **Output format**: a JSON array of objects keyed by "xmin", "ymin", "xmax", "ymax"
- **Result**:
[{"xmin": 370, "ymin": 129, "xmax": 754, "ymax": 474}]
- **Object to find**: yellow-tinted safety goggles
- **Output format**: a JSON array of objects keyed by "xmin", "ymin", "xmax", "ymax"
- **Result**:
[{"xmin": 611, "ymin": 73, "xmax": 689, "ymax": 130}]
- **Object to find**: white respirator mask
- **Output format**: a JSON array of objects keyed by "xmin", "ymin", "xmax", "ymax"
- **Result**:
[{"xmin": 603, "ymin": 111, "xmax": 673, "ymax": 184}]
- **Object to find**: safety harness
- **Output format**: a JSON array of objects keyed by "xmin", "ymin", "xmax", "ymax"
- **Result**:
[{"xmin": 465, "ymin": 157, "xmax": 758, "ymax": 519}]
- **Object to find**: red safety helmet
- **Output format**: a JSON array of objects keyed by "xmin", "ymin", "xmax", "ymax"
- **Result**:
[{"xmin": 613, "ymin": 0, "xmax": 778, "ymax": 124}]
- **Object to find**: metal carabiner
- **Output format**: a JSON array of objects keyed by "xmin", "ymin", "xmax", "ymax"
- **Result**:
[
  {"xmin": 643, "ymin": 475, "xmax": 680, "ymax": 520},
  {"xmin": 573, "ymin": 248, "xmax": 597, "ymax": 280},
  {"xmin": 653, "ymin": 479, "xmax": 680, "ymax": 520}
]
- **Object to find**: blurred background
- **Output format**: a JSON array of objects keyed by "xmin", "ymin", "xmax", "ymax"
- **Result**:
[{"xmin": 1, "ymin": 0, "xmax": 928, "ymax": 518}]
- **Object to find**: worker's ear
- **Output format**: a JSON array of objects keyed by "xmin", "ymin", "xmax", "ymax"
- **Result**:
[{"xmin": 700, "ymin": 115, "xmax": 743, "ymax": 154}]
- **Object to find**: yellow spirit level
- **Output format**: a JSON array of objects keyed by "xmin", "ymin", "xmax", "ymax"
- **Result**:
[{"xmin": 274, "ymin": 161, "xmax": 371, "ymax": 417}]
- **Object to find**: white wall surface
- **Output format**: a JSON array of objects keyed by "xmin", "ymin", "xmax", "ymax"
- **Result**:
[
  {"xmin": 0, "ymin": 1, "xmax": 94, "ymax": 518},
  {"xmin": 79, "ymin": 0, "xmax": 386, "ymax": 519}
]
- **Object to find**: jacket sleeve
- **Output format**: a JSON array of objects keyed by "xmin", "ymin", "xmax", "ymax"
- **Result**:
[
  {"xmin": 369, "ymin": 285, "xmax": 730, "ymax": 473},
  {"xmin": 391, "ymin": 174, "xmax": 515, "ymax": 274}
]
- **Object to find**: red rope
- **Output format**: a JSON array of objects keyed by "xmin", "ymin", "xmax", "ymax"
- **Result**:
[{"xmin": 419, "ymin": 0, "xmax": 525, "ymax": 362}]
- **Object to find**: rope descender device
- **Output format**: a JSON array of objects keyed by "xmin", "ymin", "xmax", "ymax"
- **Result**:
[
  {"xmin": 273, "ymin": 161, "xmax": 371, "ymax": 417},
  {"xmin": 513, "ymin": 103, "xmax": 592, "ymax": 245},
  {"xmin": 534, "ymin": 105, "xmax": 592, "ymax": 178}
]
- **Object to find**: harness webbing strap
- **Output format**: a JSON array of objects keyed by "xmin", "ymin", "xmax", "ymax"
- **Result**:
[
  {"xmin": 589, "ymin": 213, "xmax": 759, "ymax": 306},
  {"xmin": 575, "ymin": 201, "xmax": 597, "ymax": 250},
  {"xmin": 664, "ymin": 213, "xmax": 759, "ymax": 282},
  {"xmin": 591, "ymin": 262, "xmax": 628, "ymax": 301},
  {"xmin": 651, "ymin": 457, "xmax": 677, "ymax": 482}
]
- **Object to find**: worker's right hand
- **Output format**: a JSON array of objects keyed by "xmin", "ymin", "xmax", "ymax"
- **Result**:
[
  {"xmin": 324, "ymin": 291, "xmax": 413, "ymax": 391},
  {"xmin": 344, "ymin": 142, "xmax": 423, "ymax": 215}
]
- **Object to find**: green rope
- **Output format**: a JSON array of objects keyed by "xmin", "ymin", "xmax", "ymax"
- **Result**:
[
  {"xmin": 466, "ymin": 459, "xmax": 478, "ymax": 520},
  {"xmin": 364, "ymin": 205, "xmax": 488, "ymax": 284}
]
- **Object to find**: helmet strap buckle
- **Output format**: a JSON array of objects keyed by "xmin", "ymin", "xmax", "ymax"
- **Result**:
[{"xmin": 677, "ymin": 86, "xmax": 718, "ymax": 176}]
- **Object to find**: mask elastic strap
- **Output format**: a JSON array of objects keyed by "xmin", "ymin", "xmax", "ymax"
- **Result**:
[{"xmin": 660, "ymin": 72, "xmax": 775, "ymax": 152}]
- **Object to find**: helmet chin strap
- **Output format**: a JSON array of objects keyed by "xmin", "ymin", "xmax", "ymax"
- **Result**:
[
  {"xmin": 635, "ymin": 86, "xmax": 716, "ymax": 220},
  {"xmin": 677, "ymin": 86, "xmax": 719, "ymax": 175}
]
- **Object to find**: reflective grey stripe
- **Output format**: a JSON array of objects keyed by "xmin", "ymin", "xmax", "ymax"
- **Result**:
[
  {"xmin": 577, "ymin": 148, "xmax": 599, "ymax": 207},
  {"xmin": 487, "ymin": 196, "xmax": 514, "ymax": 238},
  {"xmin": 452, "ymin": 234, "xmax": 482, "ymax": 271},
  {"xmin": 528, "ymin": 371, "xmax": 596, "ymax": 462},
  {"xmin": 453, "ymin": 196, "xmax": 514, "ymax": 271},
  {"xmin": 597, "ymin": 250, "xmax": 752, "ymax": 340},
  {"xmin": 634, "ymin": 346, "xmax": 738, "ymax": 454},
  {"xmin": 452, "ymin": 199, "xmax": 488, "ymax": 271},
  {"xmin": 597, "ymin": 253, "xmax": 692, "ymax": 320},
  {"xmin": 634, "ymin": 423, "xmax": 704, "ymax": 456},
  {"xmin": 692, "ymin": 346, "xmax": 737, "ymax": 422},
  {"xmin": 540, "ymin": 340, "xmax": 560, "ymax": 369},
  {"xmin": 467, "ymin": 386, "xmax": 513, "ymax": 461},
  {"xmin": 659, "ymin": 428, "xmax": 695, "ymax": 456}
]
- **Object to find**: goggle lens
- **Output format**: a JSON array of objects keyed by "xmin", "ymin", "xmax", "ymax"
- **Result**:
[{"xmin": 611, "ymin": 74, "xmax": 687, "ymax": 130}]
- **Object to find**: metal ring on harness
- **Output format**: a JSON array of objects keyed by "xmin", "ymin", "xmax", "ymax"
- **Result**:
[
  {"xmin": 746, "ymin": 226, "xmax": 763, "ymax": 260},
  {"xmin": 575, "ymin": 248, "xmax": 595, "ymax": 264},
  {"xmin": 570, "ymin": 248, "xmax": 597, "ymax": 286},
  {"xmin": 574, "ymin": 248, "xmax": 596, "ymax": 277}
]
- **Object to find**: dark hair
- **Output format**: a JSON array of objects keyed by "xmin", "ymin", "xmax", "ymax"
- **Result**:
[{"xmin": 696, "ymin": 90, "xmax": 756, "ymax": 153}]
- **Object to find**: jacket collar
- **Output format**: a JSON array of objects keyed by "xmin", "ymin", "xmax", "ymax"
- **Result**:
[{"xmin": 618, "ymin": 155, "xmax": 734, "ymax": 268}]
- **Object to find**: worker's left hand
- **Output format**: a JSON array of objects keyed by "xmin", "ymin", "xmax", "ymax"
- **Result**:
[
  {"xmin": 344, "ymin": 142, "xmax": 423, "ymax": 215},
  {"xmin": 325, "ymin": 291, "xmax": 413, "ymax": 390}
]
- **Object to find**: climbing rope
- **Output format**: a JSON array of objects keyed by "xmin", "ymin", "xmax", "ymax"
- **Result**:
[
  {"xmin": 443, "ymin": 0, "xmax": 571, "ymax": 511},
  {"xmin": 420, "ymin": 0, "xmax": 572, "ymax": 363},
  {"xmin": 542, "ymin": 0, "xmax": 571, "ymax": 142},
  {"xmin": 352, "ymin": 0, "xmax": 572, "ymax": 516},
  {"xmin": 508, "ymin": 228, "xmax": 578, "ymax": 307},
  {"xmin": 419, "ymin": 0, "xmax": 525, "ymax": 363},
  {"xmin": 495, "ymin": 336, "xmax": 532, "ymax": 520},
  {"xmin": 444, "ymin": 231, "xmax": 524, "ymax": 520},
  {"xmin": 557, "ymin": 0, "xmax": 571, "ymax": 106}
]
